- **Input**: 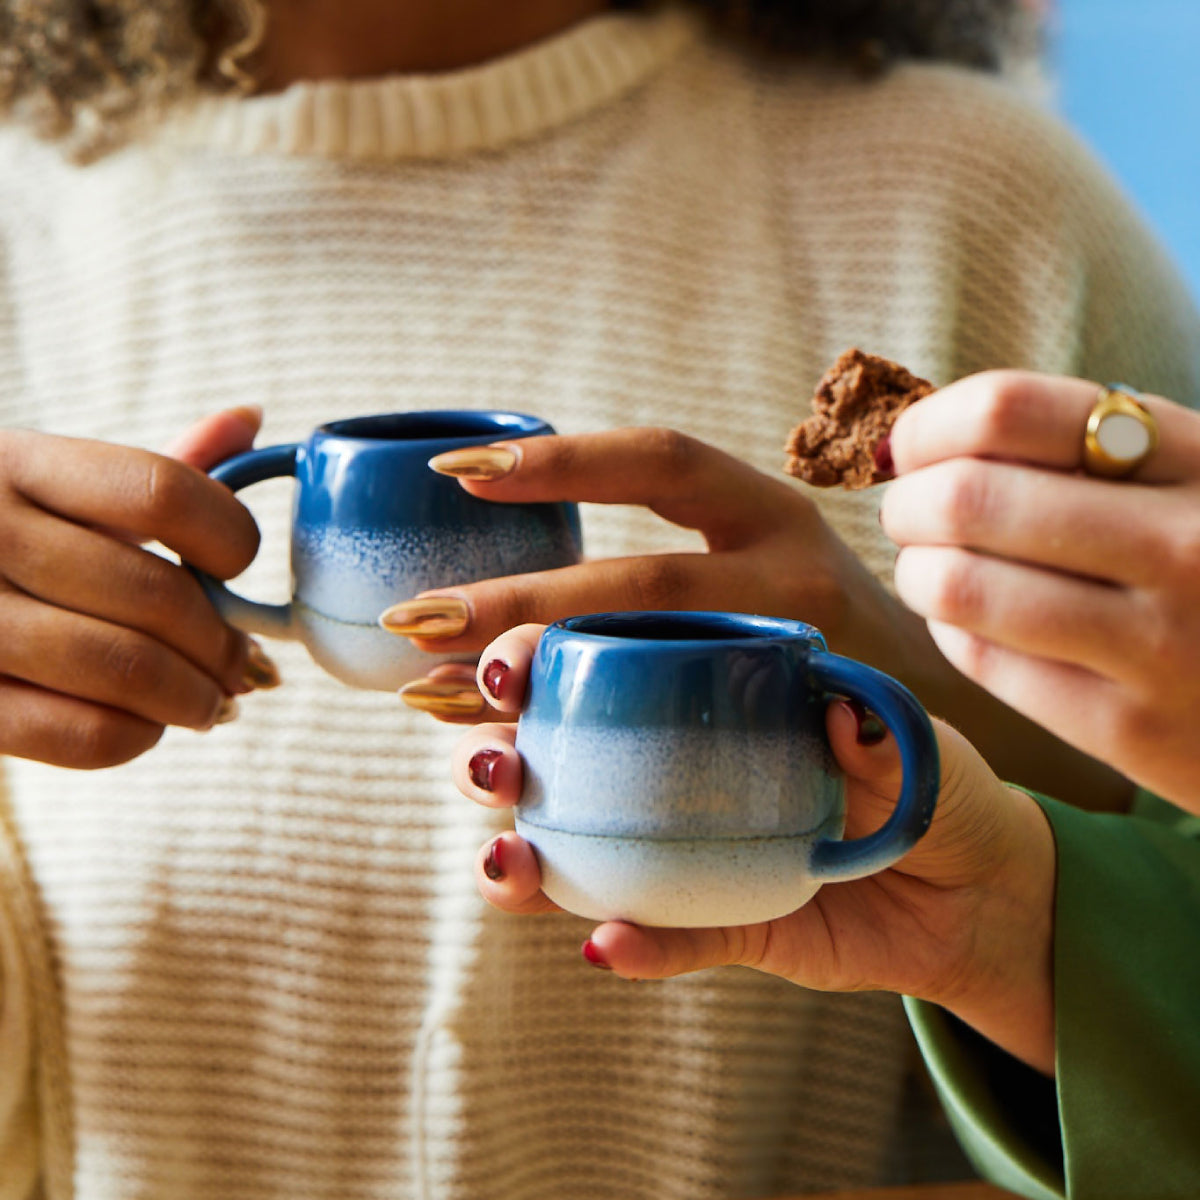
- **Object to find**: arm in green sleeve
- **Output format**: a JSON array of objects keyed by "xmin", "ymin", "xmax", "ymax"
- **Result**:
[{"xmin": 906, "ymin": 795, "xmax": 1200, "ymax": 1200}]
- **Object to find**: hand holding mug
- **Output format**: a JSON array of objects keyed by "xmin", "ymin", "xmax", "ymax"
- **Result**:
[
  {"xmin": 0, "ymin": 410, "xmax": 266, "ymax": 769},
  {"xmin": 382, "ymin": 427, "xmax": 921, "ymax": 715},
  {"xmin": 192, "ymin": 410, "xmax": 582, "ymax": 691},
  {"xmin": 454, "ymin": 620, "xmax": 1058, "ymax": 1075},
  {"xmin": 882, "ymin": 371, "xmax": 1200, "ymax": 811},
  {"xmin": 387, "ymin": 424, "xmax": 1124, "ymax": 816},
  {"xmin": 501, "ymin": 611, "xmax": 940, "ymax": 927}
]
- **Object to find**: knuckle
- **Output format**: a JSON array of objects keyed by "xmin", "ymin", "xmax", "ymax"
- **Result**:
[
  {"xmin": 624, "ymin": 555, "xmax": 690, "ymax": 611},
  {"xmin": 61, "ymin": 709, "xmax": 165, "ymax": 770},
  {"xmin": 932, "ymin": 461, "xmax": 995, "ymax": 542},
  {"xmin": 536, "ymin": 435, "xmax": 580, "ymax": 482},
  {"xmin": 1105, "ymin": 700, "xmax": 1165, "ymax": 764},
  {"xmin": 971, "ymin": 371, "xmax": 1036, "ymax": 444},
  {"xmin": 474, "ymin": 581, "xmax": 536, "ymax": 639},
  {"xmin": 942, "ymin": 628, "xmax": 997, "ymax": 684},
  {"xmin": 1160, "ymin": 511, "xmax": 1200, "ymax": 582},
  {"xmin": 925, "ymin": 549, "xmax": 989, "ymax": 626},
  {"xmin": 0, "ymin": 430, "xmax": 30, "ymax": 499},
  {"xmin": 641, "ymin": 427, "xmax": 700, "ymax": 475},
  {"xmin": 98, "ymin": 630, "xmax": 170, "ymax": 696},
  {"xmin": 139, "ymin": 455, "xmax": 198, "ymax": 528},
  {"xmin": 0, "ymin": 506, "xmax": 28, "ymax": 566},
  {"xmin": 127, "ymin": 552, "xmax": 198, "ymax": 626},
  {"xmin": 1133, "ymin": 605, "xmax": 1187, "ymax": 683}
]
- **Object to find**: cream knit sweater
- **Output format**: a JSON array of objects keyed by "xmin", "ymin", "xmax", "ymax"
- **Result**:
[{"xmin": 1, "ymin": 9, "xmax": 1197, "ymax": 1200}]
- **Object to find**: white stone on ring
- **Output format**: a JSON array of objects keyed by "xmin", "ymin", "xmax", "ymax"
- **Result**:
[{"xmin": 1083, "ymin": 385, "xmax": 1158, "ymax": 477}]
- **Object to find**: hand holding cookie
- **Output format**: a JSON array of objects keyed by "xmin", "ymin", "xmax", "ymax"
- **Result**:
[{"xmin": 881, "ymin": 369, "xmax": 1200, "ymax": 811}]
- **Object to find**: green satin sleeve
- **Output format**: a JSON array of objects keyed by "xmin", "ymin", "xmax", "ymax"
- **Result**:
[{"xmin": 905, "ymin": 791, "xmax": 1200, "ymax": 1200}]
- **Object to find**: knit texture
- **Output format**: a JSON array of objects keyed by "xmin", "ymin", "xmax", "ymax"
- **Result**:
[{"xmin": 1, "ymin": 7, "xmax": 1198, "ymax": 1200}]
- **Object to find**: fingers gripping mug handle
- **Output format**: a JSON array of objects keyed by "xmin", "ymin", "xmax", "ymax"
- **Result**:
[
  {"xmin": 806, "ymin": 650, "xmax": 940, "ymax": 882},
  {"xmin": 191, "ymin": 444, "xmax": 301, "ymax": 639}
]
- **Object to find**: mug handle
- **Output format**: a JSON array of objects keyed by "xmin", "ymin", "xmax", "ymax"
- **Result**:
[
  {"xmin": 805, "ymin": 650, "xmax": 940, "ymax": 882},
  {"xmin": 189, "ymin": 444, "xmax": 302, "ymax": 639}
]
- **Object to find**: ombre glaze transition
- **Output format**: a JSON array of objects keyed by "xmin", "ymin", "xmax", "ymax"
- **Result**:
[
  {"xmin": 197, "ymin": 411, "xmax": 582, "ymax": 689},
  {"xmin": 515, "ymin": 612, "xmax": 939, "ymax": 926}
]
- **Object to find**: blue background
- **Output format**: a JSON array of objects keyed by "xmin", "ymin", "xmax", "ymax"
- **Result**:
[{"xmin": 1056, "ymin": 0, "xmax": 1200, "ymax": 301}]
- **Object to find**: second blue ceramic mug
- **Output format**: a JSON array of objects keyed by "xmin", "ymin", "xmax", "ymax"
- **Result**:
[
  {"xmin": 514, "ymin": 611, "xmax": 939, "ymax": 927},
  {"xmin": 193, "ymin": 411, "xmax": 582, "ymax": 690}
]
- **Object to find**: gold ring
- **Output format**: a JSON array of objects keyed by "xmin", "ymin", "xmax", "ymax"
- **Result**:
[{"xmin": 1083, "ymin": 385, "xmax": 1158, "ymax": 478}]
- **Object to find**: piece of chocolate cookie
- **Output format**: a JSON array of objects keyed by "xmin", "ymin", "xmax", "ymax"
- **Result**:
[{"xmin": 784, "ymin": 348, "xmax": 934, "ymax": 489}]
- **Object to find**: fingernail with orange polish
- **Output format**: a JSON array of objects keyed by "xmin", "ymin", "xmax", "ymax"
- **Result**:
[
  {"xmin": 379, "ymin": 596, "xmax": 471, "ymax": 639},
  {"xmin": 398, "ymin": 676, "xmax": 486, "ymax": 716},
  {"xmin": 427, "ymin": 445, "xmax": 518, "ymax": 482}
]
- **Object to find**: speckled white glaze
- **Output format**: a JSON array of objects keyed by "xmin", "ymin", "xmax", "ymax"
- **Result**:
[
  {"xmin": 516, "ymin": 721, "xmax": 839, "ymax": 839},
  {"xmin": 511, "ymin": 612, "xmax": 941, "ymax": 929},
  {"xmin": 512, "ymin": 823, "xmax": 842, "ymax": 927},
  {"xmin": 292, "ymin": 523, "xmax": 573, "ymax": 688},
  {"xmin": 515, "ymin": 721, "xmax": 844, "ymax": 926}
]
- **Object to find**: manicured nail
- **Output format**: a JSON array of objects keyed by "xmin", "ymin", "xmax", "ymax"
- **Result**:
[
  {"xmin": 398, "ymin": 676, "xmax": 486, "ymax": 716},
  {"xmin": 469, "ymin": 747, "xmax": 504, "ymax": 791},
  {"xmin": 581, "ymin": 939, "xmax": 612, "ymax": 970},
  {"xmin": 844, "ymin": 698, "xmax": 887, "ymax": 746},
  {"xmin": 379, "ymin": 596, "xmax": 471, "ymax": 639},
  {"xmin": 214, "ymin": 696, "xmax": 240, "ymax": 725},
  {"xmin": 481, "ymin": 658, "xmax": 508, "ymax": 701},
  {"xmin": 483, "ymin": 837, "xmax": 505, "ymax": 881},
  {"xmin": 428, "ymin": 445, "xmax": 518, "ymax": 481},
  {"xmin": 242, "ymin": 638, "xmax": 282, "ymax": 690},
  {"xmin": 873, "ymin": 436, "xmax": 895, "ymax": 481}
]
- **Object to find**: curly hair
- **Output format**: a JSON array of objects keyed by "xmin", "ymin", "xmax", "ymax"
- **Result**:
[
  {"xmin": 0, "ymin": 0, "xmax": 1033, "ymax": 159},
  {"xmin": 0, "ymin": 0, "xmax": 264, "ymax": 157}
]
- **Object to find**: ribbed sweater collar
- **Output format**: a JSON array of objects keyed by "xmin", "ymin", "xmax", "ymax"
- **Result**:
[{"xmin": 159, "ymin": 7, "xmax": 699, "ymax": 160}]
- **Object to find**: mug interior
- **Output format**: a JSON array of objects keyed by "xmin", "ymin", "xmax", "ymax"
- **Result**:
[
  {"xmin": 557, "ymin": 611, "xmax": 821, "ymax": 644},
  {"xmin": 320, "ymin": 411, "xmax": 547, "ymax": 443}
]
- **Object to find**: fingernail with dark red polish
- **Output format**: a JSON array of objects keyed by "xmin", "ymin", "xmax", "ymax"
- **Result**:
[
  {"xmin": 873, "ymin": 436, "xmax": 895, "ymax": 481},
  {"xmin": 582, "ymin": 939, "xmax": 612, "ymax": 970},
  {"xmin": 469, "ymin": 747, "xmax": 503, "ymax": 792},
  {"xmin": 845, "ymin": 698, "xmax": 887, "ymax": 746},
  {"xmin": 483, "ymin": 837, "xmax": 505, "ymax": 881},
  {"xmin": 481, "ymin": 658, "xmax": 508, "ymax": 701}
]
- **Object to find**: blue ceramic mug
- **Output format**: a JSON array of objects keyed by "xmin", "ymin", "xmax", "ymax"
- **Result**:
[
  {"xmin": 514, "ymin": 611, "xmax": 939, "ymax": 927},
  {"xmin": 193, "ymin": 411, "xmax": 582, "ymax": 690}
]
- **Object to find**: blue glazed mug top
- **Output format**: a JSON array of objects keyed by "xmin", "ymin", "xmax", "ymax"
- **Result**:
[
  {"xmin": 514, "ymin": 610, "xmax": 939, "ymax": 927},
  {"xmin": 526, "ymin": 610, "xmax": 829, "ymax": 731},
  {"xmin": 190, "ymin": 410, "xmax": 582, "ymax": 690}
]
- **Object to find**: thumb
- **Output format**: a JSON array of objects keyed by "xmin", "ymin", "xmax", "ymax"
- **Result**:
[
  {"xmin": 164, "ymin": 406, "xmax": 263, "ymax": 470},
  {"xmin": 582, "ymin": 920, "xmax": 770, "ymax": 980}
]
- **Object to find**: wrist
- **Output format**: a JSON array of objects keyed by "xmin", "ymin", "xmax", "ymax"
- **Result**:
[{"xmin": 929, "ymin": 786, "xmax": 1057, "ymax": 1075}]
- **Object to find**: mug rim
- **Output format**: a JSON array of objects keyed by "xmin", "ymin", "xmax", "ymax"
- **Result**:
[
  {"xmin": 316, "ymin": 410, "xmax": 553, "ymax": 445},
  {"xmin": 551, "ymin": 611, "xmax": 825, "ymax": 647}
]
